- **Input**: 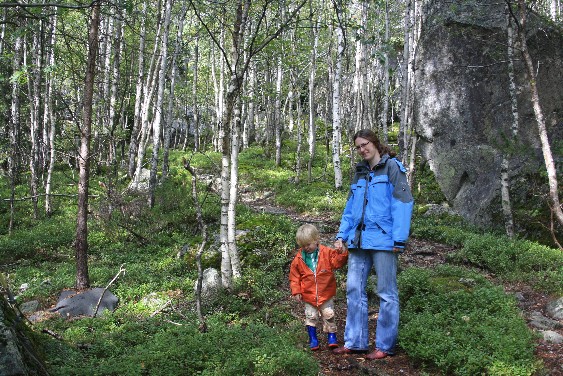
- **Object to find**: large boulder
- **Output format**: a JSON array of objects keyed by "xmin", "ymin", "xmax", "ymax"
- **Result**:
[
  {"xmin": 50, "ymin": 288, "xmax": 119, "ymax": 319},
  {"xmin": 414, "ymin": 0, "xmax": 563, "ymax": 227}
]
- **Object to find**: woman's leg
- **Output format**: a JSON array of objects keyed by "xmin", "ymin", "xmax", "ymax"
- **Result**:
[
  {"xmin": 373, "ymin": 251, "xmax": 399, "ymax": 353},
  {"xmin": 343, "ymin": 250, "xmax": 372, "ymax": 350}
]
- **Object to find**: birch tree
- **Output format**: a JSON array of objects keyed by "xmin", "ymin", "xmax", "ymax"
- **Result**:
[
  {"xmin": 44, "ymin": 12, "xmax": 57, "ymax": 217},
  {"xmin": 307, "ymin": 4, "xmax": 320, "ymax": 182},
  {"xmin": 381, "ymin": 0, "xmax": 390, "ymax": 144},
  {"xmin": 8, "ymin": 33, "xmax": 23, "ymax": 233},
  {"xmin": 128, "ymin": 0, "xmax": 147, "ymax": 178},
  {"xmin": 27, "ymin": 20, "xmax": 43, "ymax": 220},
  {"xmin": 190, "ymin": 0, "xmax": 307, "ymax": 288},
  {"xmin": 331, "ymin": 0, "xmax": 344, "ymax": 189},
  {"xmin": 500, "ymin": 7, "xmax": 519, "ymax": 237},
  {"xmin": 514, "ymin": 0, "xmax": 563, "ymax": 227},
  {"xmin": 147, "ymin": 0, "xmax": 173, "ymax": 208}
]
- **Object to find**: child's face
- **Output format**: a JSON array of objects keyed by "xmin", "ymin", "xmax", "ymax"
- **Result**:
[{"xmin": 302, "ymin": 240, "xmax": 319, "ymax": 253}]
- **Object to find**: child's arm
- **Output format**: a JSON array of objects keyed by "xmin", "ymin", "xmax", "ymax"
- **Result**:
[
  {"xmin": 288, "ymin": 258, "xmax": 303, "ymax": 299},
  {"xmin": 329, "ymin": 246, "xmax": 348, "ymax": 269}
]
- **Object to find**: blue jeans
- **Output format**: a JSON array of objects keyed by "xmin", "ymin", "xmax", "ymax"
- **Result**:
[{"xmin": 343, "ymin": 249, "xmax": 399, "ymax": 353}]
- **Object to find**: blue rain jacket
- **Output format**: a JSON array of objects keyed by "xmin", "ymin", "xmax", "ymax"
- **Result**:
[{"xmin": 336, "ymin": 154, "xmax": 414, "ymax": 251}]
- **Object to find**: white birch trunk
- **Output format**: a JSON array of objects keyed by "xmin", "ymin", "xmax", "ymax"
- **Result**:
[
  {"xmin": 518, "ymin": 0, "xmax": 563, "ymax": 227},
  {"xmin": 163, "ymin": 5, "xmax": 187, "ymax": 179},
  {"xmin": 308, "ymin": 11, "xmax": 320, "ymax": 182},
  {"xmin": 28, "ymin": 28, "xmax": 42, "ymax": 219},
  {"xmin": 501, "ymin": 8, "xmax": 518, "ymax": 237},
  {"xmin": 381, "ymin": 0, "xmax": 390, "ymax": 144},
  {"xmin": 148, "ymin": 0, "xmax": 172, "ymax": 207},
  {"xmin": 275, "ymin": 55, "xmax": 283, "ymax": 166},
  {"xmin": 8, "ymin": 35, "xmax": 22, "ymax": 233},
  {"xmin": 128, "ymin": 0, "xmax": 147, "ymax": 178},
  {"xmin": 192, "ymin": 34, "xmax": 200, "ymax": 151},
  {"xmin": 45, "ymin": 13, "xmax": 57, "ymax": 217},
  {"xmin": 132, "ymin": 8, "xmax": 164, "ymax": 187},
  {"xmin": 332, "ymin": 10, "xmax": 344, "ymax": 189},
  {"xmin": 243, "ymin": 61, "xmax": 256, "ymax": 148}
]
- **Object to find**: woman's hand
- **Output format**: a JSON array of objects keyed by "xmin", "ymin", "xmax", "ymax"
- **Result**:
[
  {"xmin": 291, "ymin": 294, "xmax": 302, "ymax": 302},
  {"xmin": 334, "ymin": 239, "xmax": 344, "ymax": 250}
]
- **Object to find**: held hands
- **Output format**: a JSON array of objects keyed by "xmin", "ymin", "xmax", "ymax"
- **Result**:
[
  {"xmin": 291, "ymin": 294, "xmax": 302, "ymax": 302},
  {"xmin": 334, "ymin": 239, "xmax": 344, "ymax": 251}
]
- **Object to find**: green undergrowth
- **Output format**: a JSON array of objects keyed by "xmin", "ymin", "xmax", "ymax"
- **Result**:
[
  {"xmin": 399, "ymin": 266, "xmax": 539, "ymax": 376},
  {"xmin": 1, "ymin": 146, "xmax": 560, "ymax": 376}
]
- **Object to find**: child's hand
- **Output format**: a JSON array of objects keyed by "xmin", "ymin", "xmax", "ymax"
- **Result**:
[
  {"xmin": 291, "ymin": 294, "xmax": 302, "ymax": 302},
  {"xmin": 334, "ymin": 239, "xmax": 344, "ymax": 250}
]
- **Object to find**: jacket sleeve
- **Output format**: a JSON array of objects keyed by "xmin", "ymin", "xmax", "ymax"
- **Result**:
[
  {"xmin": 288, "ymin": 257, "xmax": 303, "ymax": 295},
  {"xmin": 388, "ymin": 159, "xmax": 414, "ymax": 248},
  {"xmin": 336, "ymin": 189, "xmax": 354, "ymax": 241},
  {"xmin": 328, "ymin": 247, "xmax": 349, "ymax": 269}
]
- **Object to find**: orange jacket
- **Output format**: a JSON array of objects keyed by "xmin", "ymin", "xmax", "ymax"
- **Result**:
[{"xmin": 289, "ymin": 244, "xmax": 348, "ymax": 307}]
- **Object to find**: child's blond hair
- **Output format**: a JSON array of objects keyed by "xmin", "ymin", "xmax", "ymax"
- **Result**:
[{"xmin": 296, "ymin": 224, "xmax": 320, "ymax": 247}]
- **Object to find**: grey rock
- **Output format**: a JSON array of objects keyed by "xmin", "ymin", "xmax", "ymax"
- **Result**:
[
  {"xmin": 19, "ymin": 300, "xmax": 40, "ymax": 314},
  {"xmin": 528, "ymin": 311, "xmax": 562, "ymax": 330},
  {"xmin": 539, "ymin": 330, "xmax": 563, "ymax": 344},
  {"xmin": 546, "ymin": 297, "xmax": 563, "ymax": 320},
  {"xmin": 50, "ymin": 288, "xmax": 119, "ymax": 319},
  {"xmin": 414, "ymin": 0, "xmax": 563, "ymax": 228},
  {"xmin": 196, "ymin": 268, "xmax": 222, "ymax": 297}
]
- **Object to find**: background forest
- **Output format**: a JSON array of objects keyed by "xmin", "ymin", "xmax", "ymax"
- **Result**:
[{"xmin": 1, "ymin": 0, "xmax": 562, "ymax": 375}]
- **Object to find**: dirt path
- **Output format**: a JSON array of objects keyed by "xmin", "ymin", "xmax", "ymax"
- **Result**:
[{"xmin": 242, "ymin": 191, "xmax": 563, "ymax": 376}]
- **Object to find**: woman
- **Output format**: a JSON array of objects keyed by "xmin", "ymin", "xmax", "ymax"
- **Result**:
[{"xmin": 333, "ymin": 129, "xmax": 414, "ymax": 360}]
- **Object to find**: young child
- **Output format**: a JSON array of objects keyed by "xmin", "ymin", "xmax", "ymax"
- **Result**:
[{"xmin": 289, "ymin": 223, "xmax": 348, "ymax": 350}]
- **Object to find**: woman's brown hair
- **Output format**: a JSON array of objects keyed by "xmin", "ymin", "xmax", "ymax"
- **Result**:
[{"xmin": 353, "ymin": 129, "xmax": 396, "ymax": 158}]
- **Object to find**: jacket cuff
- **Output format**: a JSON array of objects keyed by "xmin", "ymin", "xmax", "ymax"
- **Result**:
[{"xmin": 394, "ymin": 241, "xmax": 406, "ymax": 248}]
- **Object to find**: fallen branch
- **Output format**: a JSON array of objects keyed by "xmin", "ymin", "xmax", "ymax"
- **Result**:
[{"xmin": 93, "ymin": 264, "xmax": 126, "ymax": 318}]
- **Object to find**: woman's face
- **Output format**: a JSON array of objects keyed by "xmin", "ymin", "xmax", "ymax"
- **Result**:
[{"xmin": 354, "ymin": 137, "xmax": 378, "ymax": 162}]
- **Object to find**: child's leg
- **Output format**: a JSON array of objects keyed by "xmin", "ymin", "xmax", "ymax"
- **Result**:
[
  {"xmin": 319, "ymin": 298, "xmax": 337, "ymax": 333},
  {"xmin": 304, "ymin": 302, "xmax": 320, "ymax": 328},
  {"xmin": 319, "ymin": 299, "xmax": 339, "ymax": 348},
  {"xmin": 304, "ymin": 302, "xmax": 320, "ymax": 350}
]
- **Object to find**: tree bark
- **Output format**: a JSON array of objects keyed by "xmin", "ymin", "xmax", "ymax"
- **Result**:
[
  {"xmin": 76, "ymin": 1, "xmax": 101, "ymax": 289},
  {"xmin": 331, "ymin": 1, "xmax": 344, "ymax": 189},
  {"xmin": 8, "ymin": 33, "xmax": 23, "ymax": 234},
  {"xmin": 381, "ymin": 0, "xmax": 390, "ymax": 144},
  {"xmin": 516, "ymin": 0, "xmax": 563, "ymax": 227},
  {"xmin": 307, "ymin": 5, "xmax": 320, "ymax": 182},
  {"xmin": 45, "ymin": 13, "xmax": 57, "ymax": 217},
  {"xmin": 128, "ymin": 0, "xmax": 147, "ymax": 178}
]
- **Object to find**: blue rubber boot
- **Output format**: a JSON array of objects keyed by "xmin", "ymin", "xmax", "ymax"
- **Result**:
[
  {"xmin": 307, "ymin": 325, "xmax": 319, "ymax": 351},
  {"xmin": 328, "ymin": 332, "xmax": 338, "ymax": 348}
]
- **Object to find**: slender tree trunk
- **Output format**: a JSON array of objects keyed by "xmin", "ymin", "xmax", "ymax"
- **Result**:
[
  {"xmin": 307, "ymin": 7, "xmax": 319, "ymax": 182},
  {"xmin": 295, "ymin": 85, "xmax": 303, "ymax": 185},
  {"xmin": 275, "ymin": 55, "xmax": 283, "ymax": 167},
  {"xmin": 28, "ymin": 25, "xmax": 43, "ymax": 220},
  {"xmin": 192, "ymin": 34, "xmax": 200, "ymax": 151},
  {"xmin": 45, "ymin": 13, "xmax": 57, "ymax": 217},
  {"xmin": 381, "ymin": 0, "xmax": 390, "ymax": 144},
  {"xmin": 76, "ymin": 1, "xmax": 101, "ymax": 290},
  {"xmin": 517, "ymin": 0, "xmax": 563, "ymax": 226},
  {"xmin": 332, "ymin": 3, "xmax": 344, "ymax": 189},
  {"xmin": 163, "ymin": 4, "xmax": 187, "ymax": 180},
  {"xmin": 501, "ymin": 7, "xmax": 519, "ymax": 237},
  {"xmin": 8, "ymin": 34, "xmax": 23, "ymax": 234},
  {"xmin": 148, "ymin": 0, "xmax": 172, "ymax": 208},
  {"xmin": 128, "ymin": 0, "xmax": 147, "ymax": 178}
]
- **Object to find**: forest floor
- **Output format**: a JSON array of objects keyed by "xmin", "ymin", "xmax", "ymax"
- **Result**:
[{"xmin": 241, "ymin": 192, "xmax": 563, "ymax": 376}]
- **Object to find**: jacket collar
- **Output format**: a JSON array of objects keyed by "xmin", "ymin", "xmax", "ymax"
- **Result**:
[{"xmin": 356, "ymin": 153, "xmax": 390, "ymax": 172}]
